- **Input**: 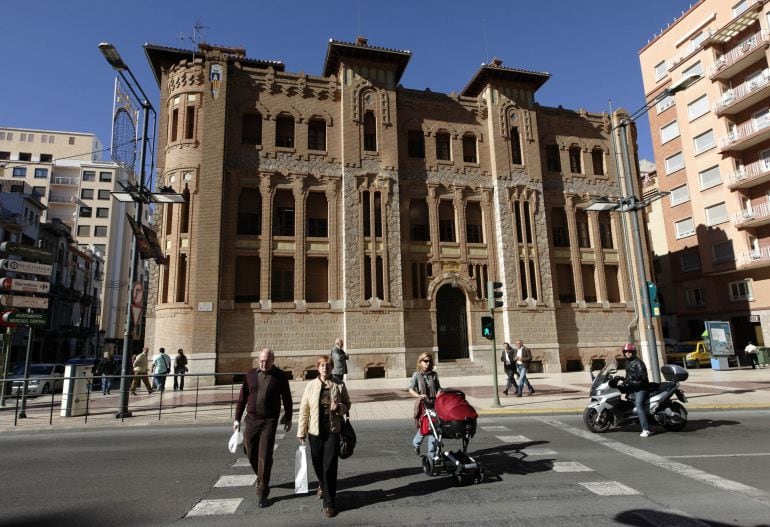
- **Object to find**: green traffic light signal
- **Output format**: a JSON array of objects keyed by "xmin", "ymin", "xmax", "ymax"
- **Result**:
[{"xmin": 481, "ymin": 316, "xmax": 494, "ymax": 340}]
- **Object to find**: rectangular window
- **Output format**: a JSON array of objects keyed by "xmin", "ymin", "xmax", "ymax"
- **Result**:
[
  {"xmin": 462, "ymin": 135, "xmax": 477, "ymax": 163},
  {"xmin": 665, "ymin": 151, "xmax": 684, "ymax": 174},
  {"xmin": 273, "ymin": 207, "xmax": 295, "ymax": 236},
  {"xmin": 688, "ymin": 95, "xmax": 709, "ymax": 121},
  {"xmin": 96, "ymin": 208, "xmax": 109, "ymax": 218},
  {"xmin": 655, "ymin": 60, "xmax": 668, "ymax": 81},
  {"xmin": 12, "ymin": 167, "xmax": 26, "ymax": 177},
  {"xmin": 77, "ymin": 225, "xmax": 91, "ymax": 237},
  {"xmin": 83, "ymin": 171, "xmax": 95, "ymax": 182},
  {"xmin": 40, "ymin": 154, "xmax": 52, "ymax": 162},
  {"xmin": 68, "ymin": 137, "xmax": 75, "ymax": 145},
  {"xmin": 407, "ymin": 130, "xmax": 425, "ymax": 158},
  {"xmin": 435, "ymin": 132, "xmax": 451, "ymax": 161},
  {"xmin": 185, "ymin": 107, "xmax": 195, "ymax": 139},
  {"xmin": 698, "ymin": 165, "xmax": 721, "ymax": 189},
  {"xmin": 656, "ymin": 93, "xmax": 675, "ymax": 113},
  {"xmin": 34, "ymin": 168, "xmax": 48, "ymax": 178},
  {"xmin": 712, "ymin": 240, "xmax": 735, "ymax": 264},
  {"xmin": 307, "ymin": 119, "xmax": 326, "ymax": 151},
  {"xmin": 682, "ymin": 61, "xmax": 703, "ymax": 79},
  {"xmin": 569, "ymin": 146, "xmax": 582, "ymax": 173},
  {"xmin": 510, "ymin": 127, "xmax": 523, "ymax": 165},
  {"xmin": 546, "ymin": 144, "xmax": 561, "ymax": 171},
  {"xmin": 660, "ymin": 121, "xmax": 680, "ymax": 143},
  {"xmin": 733, "ymin": 0, "xmax": 749, "ymax": 17},
  {"xmin": 675, "ymin": 217, "xmax": 695, "ymax": 238},
  {"xmin": 242, "ymin": 113, "xmax": 262, "ymax": 145},
  {"xmin": 32, "ymin": 186, "xmax": 46, "ymax": 196},
  {"xmin": 690, "ymin": 31, "xmax": 706, "ymax": 50},
  {"xmin": 592, "ymin": 148, "xmax": 604, "ymax": 175},
  {"xmin": 99, "ymin": 171, "xmax": 112, "ymax": 182},
  {"xmin": 670, "ymin": 184, "xmax": 690, "ymax": 205},
  {"xmin": 466, "ymin": 224, "xmax": 483, "ymax": 244},
  {"xmin": 79, "ymin": 206, "xmax": 92, "ymax": 218},
  {"xmin": 693, "ymin": 129, "xmax": 715, "ymax": 154},
  {"xmin": 705, "ymin": 202, "xmax": 728, "ymax": 225},
  {"xmin": 19, "ymin": 152, "xmax": 31, "ymax": 161},
  {"xmin": 81, "ymin": 189, "xmax": 94, "ymax": 199},
  {"xmin": 680, "ymin": 251, "xmax": 701, "ymax": 272},
  {"xmin": 685, "ymin": 288, "xmax": 705, "ymax": 306},
  {"xmin": 98, "ymin": 189, "xmax": 110, "ymax": 200},
  {"xmin": 170, "ymin": 108, "xmax": 179, "ymax": 142},
  {"xmin": 94, "ymin": 226, "xmax": 108, "ymax": 237},
  {"xmin": 0, "ymin": 151, "xmax": 8, "ymax": 160},
  {"xmin": 729, "ymin": 279, "xmax": 753, "ymax": 301}
]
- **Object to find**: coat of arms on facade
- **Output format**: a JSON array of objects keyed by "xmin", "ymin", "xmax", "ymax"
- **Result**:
[{"xmin": 210, "ymin": 63, "xmax": 222, "ymax": 99}]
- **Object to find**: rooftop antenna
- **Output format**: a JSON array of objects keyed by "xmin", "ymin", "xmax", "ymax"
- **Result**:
[
  {"xmin": 483, "ymin": 19, "xmax": 489, "ymax": 64},
  {"xmin": 179, "ymin": 21, "xmax": 209, "ymax": 61},
  {"xmin": 356, "ymin": 0, "xmax": 361, "ymax": 38}
]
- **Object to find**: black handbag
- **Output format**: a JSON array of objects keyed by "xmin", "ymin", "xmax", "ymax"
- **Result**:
[{"xmin": 339, "ymin": 414, "xmax": 356, "ymax": 459}]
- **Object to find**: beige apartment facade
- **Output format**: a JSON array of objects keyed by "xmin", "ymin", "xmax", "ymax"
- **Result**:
[
  {"xmin": 0, "ymin": 127, "xmax": 134, "ymax": 345},
  {"xmin": 640, "ymin": 0, "xmax": 770, "ymax": 348},
  {"xmin": 144, "ymin": 39, "xmax": 652, "ymax": 381}
]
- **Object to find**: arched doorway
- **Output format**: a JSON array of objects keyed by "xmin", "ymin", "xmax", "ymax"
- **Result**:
[{"xmin": 436, "ymin": 284, "xmax": 468, "ymax": 360}]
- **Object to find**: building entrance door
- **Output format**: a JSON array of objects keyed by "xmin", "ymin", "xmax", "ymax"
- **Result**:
[{"xmin": 436, "ymin": 284, "xmax": 468, "ymax": 360}]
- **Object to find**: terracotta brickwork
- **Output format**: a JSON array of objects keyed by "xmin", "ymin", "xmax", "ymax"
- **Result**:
[{"xmin": 144, "ymin": 40, "xmax": 645, "ymax": 383}]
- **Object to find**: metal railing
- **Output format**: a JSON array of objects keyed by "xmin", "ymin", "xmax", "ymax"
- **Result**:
[
  {"xmin": 708, "ymin": 30, "xmax": 769, "ymax": 78},
  {"xmin": 714, "ymin": 69, "xmax": 770, "ymax": 113},
  {"xmin": 0, "ymin": 372, "xmax": 250, "ymax": 427}
]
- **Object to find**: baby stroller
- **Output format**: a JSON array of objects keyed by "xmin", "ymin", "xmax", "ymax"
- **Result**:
[{"xmin": 419, "ymin": 389, "xmax": 485, "ymax": 485}]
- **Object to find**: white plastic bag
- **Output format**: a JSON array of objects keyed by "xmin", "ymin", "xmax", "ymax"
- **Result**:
[
  {"xmin": 295, "ymin": 445, "xmax": 308, "ymax": 494},
  {"xmin": 228, "ymin": 428, "xmax": 243, "ymax": 454}
]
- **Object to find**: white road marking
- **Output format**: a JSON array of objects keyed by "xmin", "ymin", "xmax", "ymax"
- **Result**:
[
  {"xmin": 668, "ymin": 453, "xmax": 770, "ymax": 459},
  {"xmin": 521, "ymin": 447, "xmax": 558, "ymax": 456},
  {"xmin": 497, "ymin": 435, "xmax": 531, "ymax": 443},
  {"xmin": 186, "ymin": 498, "xmax": 242, "ymax": 516},
  {"xmin": 214, "ymin": 475, "xmax": 257, "ymax": 487},
  {"xmin": 579, "ymin": 481, "xmax": 639, "ymax": 496},
  {"xmin": 481, "ymin": 425, "xmax": 509, "ymax": 432},
  {"xmin": 232, "ymin": 458, "xmax": 250, "ymax": 467},
  {"xmin": 553, "ymin": 461, "xmax": 593, "ymax": 472},
  {"xmin": 538, "ymin": 416, "xmax": 770, "ymax": 508}
]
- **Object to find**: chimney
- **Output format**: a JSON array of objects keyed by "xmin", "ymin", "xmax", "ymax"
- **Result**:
[
  {"xmin": 491, "ymin": 57, "xmax": 503, "ymax": 67},
  {"xmin": 355, "ymin": 36, "xmax": 368, "ymax": 46}
]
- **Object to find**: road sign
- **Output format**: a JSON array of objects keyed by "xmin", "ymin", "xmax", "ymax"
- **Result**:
[
  {"xmin": 0, "ymin": 278, "xmax": 50, "ymax": 294},
  {"xmin": 1, "ymin": 311, "xmax": 47, "ymax": 326},
  {"xmin": 0, "ymin": 295, "xmax": 49, "ymax": 309},
  {"xmin": 0, "ymin": 259, "xmax": 53, "ymax": 277},
  {"xmin": 0, "ymin": 242, "xmax": 53, "ymax": 263}
]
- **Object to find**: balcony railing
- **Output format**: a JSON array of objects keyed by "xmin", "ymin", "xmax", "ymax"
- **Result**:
[
  {"xmin": 720, "ymin": 114, "xmax": 770, "ymax": 149},
  {"xmin": 728, "ymin": 158, "xmax": 770, "ymax": 187},
  {"xmin": 708, "ymin": 30, "xmax": 769, "ymax": 78},
  {"xmin": 737, "ymin": 245, "xmax": 770, "ymax": 265},
  {"xmin": 50, "ymin": 176, "xmax": 80, "ymax": 186},
  {"xmin": 732, "ymin": 200, "xmax": 770, "ymax": 227},
  {"xmin": 714, "ymin": 69, "xmax": 770, "ymax": 114},
  {"xmin": 47, "ymin": 194, "xmax": 77, "ymax": 204}
]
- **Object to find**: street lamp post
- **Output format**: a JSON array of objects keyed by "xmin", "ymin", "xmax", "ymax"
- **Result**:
[{"xmin": 588, "ymin": 74, "xmax": 701, "ymax": 383}]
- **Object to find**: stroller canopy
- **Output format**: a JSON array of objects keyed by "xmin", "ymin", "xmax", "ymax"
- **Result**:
[{"xmin": 435, "ymin": 390, "xmax": 478, "ymax": 421}]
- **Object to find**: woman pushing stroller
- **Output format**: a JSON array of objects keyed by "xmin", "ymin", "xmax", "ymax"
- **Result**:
[{"xmin": 409, "ymin": 352, "xmax": 442, "ymax": 458}]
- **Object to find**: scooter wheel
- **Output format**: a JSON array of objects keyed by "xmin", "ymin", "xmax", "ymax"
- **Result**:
[
  {"xmin": 422, "ymin": 455, "xmax": 436, "ymax": 476},
  {"xmin": 662, "ymin": 401, "xmax": 688, "ymax": 432},
  {"xmin": 583, "ymin": 407, "xmax": 612, "ymax": 433},
  {"xmin": 474, "ymin": 468, "xmax": 485, "ymax": 484}
]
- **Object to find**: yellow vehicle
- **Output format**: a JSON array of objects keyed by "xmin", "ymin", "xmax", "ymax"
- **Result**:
[{"xmin": 667, "ymin": 340, "xmax": 711, "ymax": 368}]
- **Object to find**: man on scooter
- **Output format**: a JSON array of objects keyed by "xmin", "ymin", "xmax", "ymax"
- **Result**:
[{"xmin": 623, "ymin": 343, "xmax": 652, "ymax": 438}]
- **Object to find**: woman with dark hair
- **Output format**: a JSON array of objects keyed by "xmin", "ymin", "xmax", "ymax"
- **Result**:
[
  {"xmin": 297, "ymin": 356, "xmax": 351, "ymax": 518},
  {"xmin": 408, "ymin": 352, "xmax": 441, "ymax": 457}
]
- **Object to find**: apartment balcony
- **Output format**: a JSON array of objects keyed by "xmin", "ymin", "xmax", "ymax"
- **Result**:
[
  {"xmin": 50, "ymin": 176, "xmax": 80, "ymax": 186},
  {"xmin": 727, "ymin": 158, "xmax": 770, "ymax": 189},
  {"xmin": 708, "ymin": 30, "xmax": 770, "ymax": 80},
  {"xmin": 733, "ymin": 200, "xmax": 770, "ymax": 229},
  {"xmin": 47, "ymin": 194, "xmax": 77, "ymax": 205},
  {"xmin": 714, "ymin": 69, "xmax": 770, "ymax": 115},
  {"xmin": 720, "ymin": 115, "xmax": 770, "ymax": 152},
  {"xmin": 737, "ymin": 246, "xmax": 770, "ymax": 268}
]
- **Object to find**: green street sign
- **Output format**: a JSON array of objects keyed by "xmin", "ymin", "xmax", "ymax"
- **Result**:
[
  {"xmin": 2, "ymin": 311, "xmax": 48, "ymax": 326},
  {"xmin": 0, "ymin": 242, "xmax": 53, "ymax": 263}
]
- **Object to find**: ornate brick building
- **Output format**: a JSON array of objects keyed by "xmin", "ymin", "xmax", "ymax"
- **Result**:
[{"xmin": 143, "ymin": 38, "xmax": 648, "ymax": 382}]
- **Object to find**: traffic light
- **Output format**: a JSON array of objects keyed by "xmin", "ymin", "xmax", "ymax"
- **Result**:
[
  {"xmin": 646, "ymin": 281, "xmax": 661, "ymax": 317},
  {"xmin": 481, "ymin": 316, "xmax": 495, "ymax": 340},
  {"xmin": 487, "ymin": 281, "xmax": 503, "ymax": 310}
]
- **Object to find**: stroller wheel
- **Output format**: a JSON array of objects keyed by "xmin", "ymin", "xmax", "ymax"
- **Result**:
[
  {"xmin": 422, "ymin": 455, "xmax": 436, "ymax": 477},
  {"xmin": 452, "ymin": 471, "xmax": 464, "ymax": 486}
]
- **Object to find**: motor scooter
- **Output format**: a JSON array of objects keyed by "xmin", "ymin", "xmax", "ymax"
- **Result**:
[{"xmin": 583, "ymin": 362, "xmax": 688, "ymax": 433}]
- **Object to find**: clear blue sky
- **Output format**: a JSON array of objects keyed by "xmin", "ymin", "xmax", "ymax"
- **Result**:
[{"xmin": 2, "ymin": 0, "xmax": 696, "ymax": 162}]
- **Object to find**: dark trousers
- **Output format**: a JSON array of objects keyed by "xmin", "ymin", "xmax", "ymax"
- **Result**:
[
  {"xmin": 309, "ymin": 431, "xmax": 340, "ymax": 509},
  {"xmin": 243, "ymin": 415, "xmax": 278, "ymax": 497},
  {"xmin": 332, "ymin": 374, "xmax": 344, "ymax": 383},
  {"xmin": 173, "ymin": 369, "xmax": 185, "ymax": 390},
  {"xmin": 504, "ymin": 366, "xmax": 516, "ymax": 392},
  {"xmin": 632, "ymin": 389, "xmax": 650, "ymax": 431}
]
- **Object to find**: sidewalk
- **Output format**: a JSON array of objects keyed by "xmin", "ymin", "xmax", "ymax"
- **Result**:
[{"xmin": 1, "ymin": 366, "xmax": 768, "ymax": 433}]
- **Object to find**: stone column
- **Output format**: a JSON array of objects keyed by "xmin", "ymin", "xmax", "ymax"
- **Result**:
[
  {"xmin": 481, "ymin": 189, "xmax": 496, "ymax": 281},
  {"xmin": 378, "ymin": 179, "xmax": 391, "ymax": 304},
  {"xmin": 357, "ymin": 183, "xmax": 367, "ymax": 303},
  {"xmin": 453, "ymin": 186, "xmax": 467, "ymax": 262},
  {"xmin": 369, "ymin": 188, "xmax": 378, "ymax": 299},
  {"xmin": 518, "ymin": 191, "xmax": 532, "ymax": 301},
  {"xmin": 325, "ymin": 178, "xmax": 340, "ymax": 301},
  {"xmin": 564, "ymin": 194, "xmax": 584, "ymax": 302},
  {"xmin": 293, "ymin": 174, "xmax": 308, "ymax": 304},
  {"xmin": 528, "ymin": 191, "xmax": 543, "ymax": 302},
  {"xmin": 427, "ymin": 184, "xmax": 440, "ymax": 262},
  {"xmin": 259, "ymin": 174, "xmax": 274, "ymax": 305},
  {"xmin": 589, "ymin": 210, "xmax": 608, "ymax": 303}
]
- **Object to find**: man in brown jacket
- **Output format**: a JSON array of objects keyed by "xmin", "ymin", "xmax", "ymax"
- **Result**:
[
  {"xmin": 514, "ymin": 339, "xmax": 536, "ymax": 397},
  {"xmin": 234, "ymin": 347, "xmax": 293, "ymax": 508}
]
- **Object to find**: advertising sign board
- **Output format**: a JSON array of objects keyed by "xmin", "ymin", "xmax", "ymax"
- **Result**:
[{"xmin": 705, "ymin": 321, "xmax": 734, "ymax": 357}]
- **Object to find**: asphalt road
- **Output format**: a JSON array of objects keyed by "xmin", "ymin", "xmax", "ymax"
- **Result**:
[{"xmin": 2, "ymin": 410, "xmax": 770, "ymax": 526}]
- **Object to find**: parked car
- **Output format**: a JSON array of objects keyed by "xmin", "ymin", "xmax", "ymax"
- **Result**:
[
  {"xmin": 7, "ymin": 363, "xmax": 66, "ymax": 396},
  {"xmin": 666, "ymin": 340, "xmax": 710, "ymax": 368}
]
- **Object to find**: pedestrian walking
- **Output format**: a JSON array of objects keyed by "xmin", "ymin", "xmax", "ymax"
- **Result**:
[
  {"xmin": 500, "ymin": 342, "xmax": 517, "ymax": 396},
  {"xmin": 130, "ymin": 347, "xmax": 154, "ymax": 395},
  {"xmin": 234, "ymin": 347, "xmax": 293, "ymax": 508},
  {"xmin": 745, "ymin": 341, "xmax": 759, "ymax": 369},
  {"xmin": 623, "ymin": 343, "xmax": 652, "ymax": 437},
  {"xmin": 152, "ymin": 348, "xmax": 172, "ymax": 392},
  {"xmin": 174, "ymin": 349, "xmax": 188, "ymax": 390},
  {"xmin": 330, "ymin": 338, "xmax": 348, "ymax": 383},
  {"xmin": 96, "ymin": 351, "xmax": 117, "ymax": 395},
  {"xmin": 409, "ymin": 352, "xmax": 441, "ymax": 458},
  {"xmin": 514, "ymin": 339, "xmax": 535, "ymax": 396},
  {"xmin": 297, "ymin": 356, "xmax": 351, "ymax": 518}
]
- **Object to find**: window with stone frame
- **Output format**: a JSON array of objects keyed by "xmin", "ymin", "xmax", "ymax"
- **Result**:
[
  {"xmin": 545, "ymin": 144, "xmax": 561, "ymax": 172},
  {"xmin": 599, "ymin": 214, "xmax": 613, "ymax": 249},
  {"xmin": 305, "ymin": 257, "xmax": 328, "ymax": 303},
  {"xmin": 235, "ymin": 256, "xmax": 260, "ymax": 303},
  {"xmin": 465, "ymin": 201, "xmax": 483, "ymax": 243},
  {"xmin": 363, "ymin": 111, "xmax": 377, "ymax": 151},
  {"xmin": 409, "ymin": 199, "xmax": 429, "ymax": 241},
  {"xmin": 510, "ymin": 126, "xmax": 523, "ymax": 165},
  {"xmin": 438, "ymin": 201, "xmax": 455, "ymax": 242},
  {"xmin": 576, "ymin": 210, "xmax": 591, "ymax": 248},
  {"xmin": 237, "ymin": 188, "xmax": 261, "ymax": 235},
  {"xmin": 592, "ymin": 148, "xmax": 604, "ymax": 175},
  {"xmin": 306, "ymin": 192, "xmax": 328, "ymax": 237},
  {"xmin": 462, "ymin": 134, "xmax": 477, "ymax": 163},
  {"xmin": 556, "ymin": 263, "xmax": 576, "ymax": 303},
  {"xmin": 307, "ymin": 118, "xmax": 326, "ymax": 151},
  {"xmin": 176, "ymin": 254, "xmax": 187, "ymax": 302},
  {"xmin": 569, "ymin": 145, "xmax": 582, "ymax": 174},
  {"xmin": 184, "ymin": 105, "xmax": 196, "ymax": 140},
  {"xmin": 271, "ymin": 257, "xmax": 294, "ymax": 302},
  {"xmin": 275, "ymin": 114, "xmax": 295, "ymax": 148},
  {"xmin": 272, "ymin": 190, "xmax": 295, "ymax": 236},
  {"xmin": 551, "ymin": 207, "xmax": 569, "ymax": 247},
  {"xmin": 435, "ymin": 132, "xmax": 451, "ymax": 161}
]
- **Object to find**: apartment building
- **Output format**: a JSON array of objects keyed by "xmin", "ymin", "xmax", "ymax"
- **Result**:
[
  {"xmin": 0, "ymin": 127, "xmax": 134, "ymax": 346},
  {"xmin": 640, "ymin": 0, "xmax": 770, "ymax": 346},
  {"xmin": 143, "ymin": 39, "xmax": 652, "ymax": 381}
]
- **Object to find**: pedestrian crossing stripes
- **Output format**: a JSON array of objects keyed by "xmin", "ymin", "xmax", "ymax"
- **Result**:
[
  {"xmin": 578, "ymin": 481, "xmax": 640, "ymax": 496},
  {"xmin": 214, "ymin": 474, "xmax": 256, "ymax": 487},
  {"xmin": 552, "ymin": 461, "xmax": 593, "ymax": 472},
  {"xmin": 186, "ymin": 498, "xmax": 242, "ymax": 516}
]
